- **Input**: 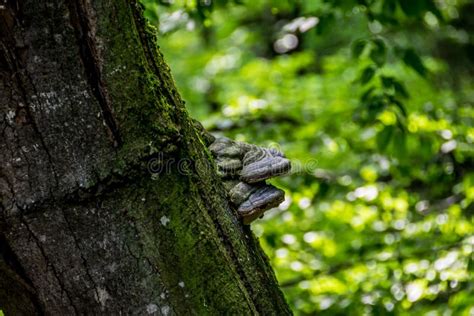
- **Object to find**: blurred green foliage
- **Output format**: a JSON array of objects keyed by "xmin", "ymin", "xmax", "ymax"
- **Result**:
[{"xmin": 142, "ymin": 0, "xmax": 473, "ymax": 314}]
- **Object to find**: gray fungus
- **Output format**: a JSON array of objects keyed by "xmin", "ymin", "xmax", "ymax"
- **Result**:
[{"xmin": 207, "ymin": 135, "xmax": 291, "ymax": 224}]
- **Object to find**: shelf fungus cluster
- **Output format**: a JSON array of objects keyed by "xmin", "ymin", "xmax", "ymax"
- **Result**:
[{"xmin": 204, "ymin": 131, "xmax": 291, "ymax": 224}]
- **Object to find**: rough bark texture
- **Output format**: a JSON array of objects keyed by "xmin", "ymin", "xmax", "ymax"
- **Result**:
[{"xmin": 0, "ymin": 0, "xmax": 291, "ymax": 314}]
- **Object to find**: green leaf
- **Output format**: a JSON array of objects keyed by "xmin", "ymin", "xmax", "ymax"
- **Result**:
[
  {"xmin": 157, "ymin": 0, "xmax": 172, "ymax": 6},
  {"xmin": 369, "ymin": 39, "xmax": 387, "ymax": 67},
  {"xmin": 383, "ymin": 0, "xmax": 397, "ymax": 15},
  {"xmin": 381, "ymin": 76, "xmax": 410, "ymax": 99},
  {"xmin": 426, "ymin": 0, "xmax": 444, "ymax": 21},
  {"xmin": 361, "ymin": 87, "xmax": 375, "ymax": 102},
  {"xmin": 318, "ymin": 182, "xmax": 330, "ymax": 198},
  {"xmin": 391, "ymin": 97, "xmax": 407, "ymax": 118},
  {"xmin": 403, "ymin": 49, "xmax": 427, "ymax": 77},
  {"xmin": 392, "ymin": 129, "xmax": 407, "ymax": 158},
  {"xmin": 398, "ymin": 0, "xmax": 428, "ymax": 17},
  {"xmin": 393, "ymin": 81, "xmax": 409, "ymax": 99},
  {"xmin": 399, "ymin": 0, "xmax": 443, "ymax": 19},
  {"xmin": 316, "ymin": 14, "xmax": 335, "ymax": 35},
  {"xmin": 352, "ymin": 39, "xmax": 367, "ymax": 58},
  {"xmin": 367, "ymin": 96, "xmax": 386, "ymax": 121},
  {"xmin": 377, "ymin": 125, "xmax": 394, "ymax": 151},
  {"xmin": 381, "ymin": 76, "xmax": 395, "ymax": 89},
  {"xmin": 360, "ymin": 66, "xmax": 376, "ymax": 85}
]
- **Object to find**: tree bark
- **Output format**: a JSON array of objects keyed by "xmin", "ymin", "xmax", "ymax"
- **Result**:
[{"xmin": 0, "ymin": 0, "xmax": 291, "ymax": 314}]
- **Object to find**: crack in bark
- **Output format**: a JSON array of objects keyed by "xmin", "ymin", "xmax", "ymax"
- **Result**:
[
  {"xmin": 129, "ymin": 1, "xmax": 175, "ymax": 105},
  {"xmin": 128, "ymin": 193, "xmax": 163, "ymax": 276},
  {"xmin": 124, "ymin": 242, "xmax": 141, "ymax": 268},
  {"xmin": 67, "ymin": 0, "xmax": 122, "ymax": 148},
  {"xmin": 0, "ymin": 233, "xmax": 45, "ymax": 315},
  {"xmin": 0, "ymin": 37, "xmax": 60, "ymax": 197},
  {"xmin": 19, "ymin": 214, "xmax": 79, "ymax": 315},
  {"xmin": 60, "ymin": 207, "xmax": 101, "ymax": 305},
  {"xmin": 1, "ymin": 130, "xmax": 17, "ymax": 213},
  {"xmin": 19, "ymin": 68, "xmax": 60, "ymax": 190},
  {"xmin": 3, "ymin": 156, "xmax": 146, "ymax": 218}
]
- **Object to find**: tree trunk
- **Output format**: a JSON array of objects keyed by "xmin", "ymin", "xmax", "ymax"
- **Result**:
[{"xmin": 0, "ymin": 1, "xmax": 291, "ymax": 314}]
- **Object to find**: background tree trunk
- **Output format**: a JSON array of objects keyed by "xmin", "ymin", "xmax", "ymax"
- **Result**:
[{"xmin": 0, "ymin": 0, "xmax": 291, "ymax": 314}]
